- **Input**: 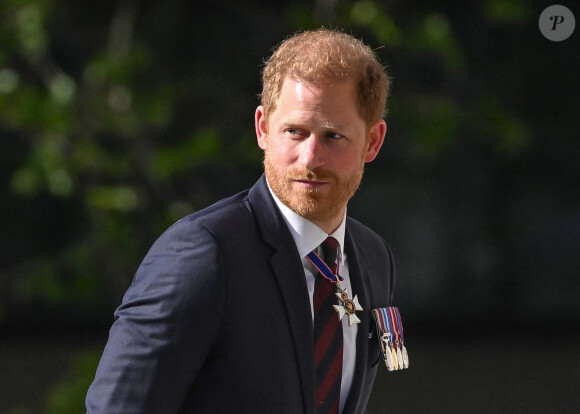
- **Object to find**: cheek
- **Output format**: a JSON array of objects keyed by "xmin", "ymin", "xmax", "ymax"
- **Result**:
[
  {"xmin": 332, "ymin": 150, "xmax": 364, "ymax": 171},
  {"xmin": 268, "ymin": 140, "xmax": 297, "ymax": 165}
]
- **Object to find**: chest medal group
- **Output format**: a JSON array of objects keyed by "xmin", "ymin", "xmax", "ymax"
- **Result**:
[
  {"xmin": 306, "ymin": 249, "xmax": 409, "ymax": 371},
  {"xmin": 372, "ymin": 307, "xmax": 409, "ymax": 371}
]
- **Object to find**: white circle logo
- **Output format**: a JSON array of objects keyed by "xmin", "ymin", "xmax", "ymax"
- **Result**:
[{"xmin": 539, "ymin": 5, "xmax": 575, "ymax": 41}]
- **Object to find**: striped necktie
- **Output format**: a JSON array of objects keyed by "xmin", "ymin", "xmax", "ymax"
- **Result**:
[{"xmin": 313, "ymin": 236, "xmax": 343, "ymax": 414}]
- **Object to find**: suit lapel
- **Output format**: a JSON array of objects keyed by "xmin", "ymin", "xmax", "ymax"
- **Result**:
[
  {"xmin": 342, "ymin": 224, "xmax": 372, "ymax": 414},
  {"xmin": 248, "ymin": 176, "xmax": 316, "ymax": 414}
]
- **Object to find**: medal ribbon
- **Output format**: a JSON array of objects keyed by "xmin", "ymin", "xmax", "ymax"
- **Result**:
[
  {"xmin": 394, "ymin": 307, "xmax": 404, "ymax": 343},
  {"xmin": 372, "ymin": 309, "xmax": 387, "ymax": 333},
  {"xmin": 388, "ymin": 307, "xmax": 401, "ymax": 346},
  {"xmin": 381, "ymin": 308, "xmax": 393, "ymax": 340},
  {"xmin": 306, "ymin": 251, "xmax": 344, "ymax": 283}
]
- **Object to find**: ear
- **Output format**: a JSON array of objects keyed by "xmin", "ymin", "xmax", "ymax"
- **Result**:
[
  {"xmin": 255, "ymin": 106, "xmax": 268, "ymax": 150},
  {"xmin": 364, "ymin": 119, "xmax": 387, "ymax": 162}
]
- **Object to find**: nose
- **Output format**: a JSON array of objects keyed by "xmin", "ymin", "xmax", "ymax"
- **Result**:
[{"xmin": 297, "ymin": 136, "xmax": 324, "ymax": 170}]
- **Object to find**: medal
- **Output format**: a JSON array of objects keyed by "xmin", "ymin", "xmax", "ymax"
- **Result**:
[
  {"xmin": 391, "ymin": 347, "xmax": 399, "ymax": 370},
  {"xmin": 381, "ymin": 333, "xmax": 394, "ymax": 371},
  {"xmin": 333, "ymin": 283, "xmax": 363, "ymax": 326},
  {"xmin": 394, "ymin": 307, "xmax": 409, "ymax": 369},
  {"xmin": 402, "ymin": 345, "xmax": 409, "ymax": 369},
  {"xmin": 306, "ymin": 250, "xmax": 362, "ymax": 326},
  {"xmin": 396, "ymin": 347, "xmax": 403, "ymax": 369},
  {"xmin": 388, "ymin": 307, "xmax": 404, "ymax": 370},
  {"xmin": 385, "ymin": 346, "xmax": 394, "ymax": 371},
  {"xmin": 372, "ymin": 308, "xmax": 395, "ymax": 370}
]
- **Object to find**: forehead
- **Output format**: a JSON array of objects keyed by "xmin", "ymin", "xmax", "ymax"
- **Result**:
[
  {"xmin": 278, "ymin": 76, "xmax": 355, "ymax": 102},
  {"xmin": 273, "ymin": 77, "xmax": 362, "ymax": 124}
]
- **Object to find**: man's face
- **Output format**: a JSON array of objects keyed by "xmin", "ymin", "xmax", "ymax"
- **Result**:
[{"xmin": 255, "ymin": 77, "xmax": 385, "ymax": 231}]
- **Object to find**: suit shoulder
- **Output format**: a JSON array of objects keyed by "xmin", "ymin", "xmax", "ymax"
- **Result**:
[
  {"xmin": 346, "ymin": 216, "xmax": 395, "ymax": 269},
  {"xmin": 162, "ymin": 189, "xmax": 254, "ymax": 240},
  {"xmin": 347, "ymin": 216, "xmax": 396, "ymax": 305},
  {"xmin": 346, "ymin": 216, "xmax": 388, "ymax": 246}
]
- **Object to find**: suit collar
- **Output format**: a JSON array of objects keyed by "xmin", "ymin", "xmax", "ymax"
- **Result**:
[
  {"xmin": 342, "ymin": 224, "xmax": 372, "ymax": 414},
  {"xmin": 248, "ymin": 176, "xmax": 370, "ymax": 414},
  {"xmin": 248, "ymin": 175, "xmax": 316, "ymax": 414}
]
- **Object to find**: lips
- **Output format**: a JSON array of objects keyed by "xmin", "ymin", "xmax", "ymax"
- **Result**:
[
  {"xmin": 292, "ymin": 179, "xmax": 330, "ymax": 191},
  {"xmin": 290, "ymin": 170, "xmax": 332, "ymax": 182}
]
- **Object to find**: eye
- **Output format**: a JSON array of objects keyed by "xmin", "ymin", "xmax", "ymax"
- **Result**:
[
  {"xmin": 326, "ymin": 131, "xmax": 344, "ymax": 140},
  {"xmin": 284, "ymin": 128, "xmax": 307, "ymax": 138}
]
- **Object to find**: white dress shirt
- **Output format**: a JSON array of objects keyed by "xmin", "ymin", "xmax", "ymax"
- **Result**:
[{"xmin": 267, "ymin": 182, "xmax": 357, "ymax": 414}]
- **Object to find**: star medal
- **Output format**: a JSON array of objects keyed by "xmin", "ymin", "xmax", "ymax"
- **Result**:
[
  {"xmin": 333, "ymin": 282, "xmax": 363, "ymax": 326},
  {"xmin": 306, "ymin": 250, "xmax": 363, "ymax": 326}
]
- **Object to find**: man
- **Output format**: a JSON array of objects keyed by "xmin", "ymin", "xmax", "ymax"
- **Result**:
[{"xmin": 86, "ymin": 28, "xmax": 395, "ymax": 414}]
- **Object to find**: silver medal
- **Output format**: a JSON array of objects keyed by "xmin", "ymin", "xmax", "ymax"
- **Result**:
[
  {"xmin": 402, "ymin": 345, "xmax": 409, "ymax": 369},
  {"xmin": 396, "ymin": 346, "xmax": 404, "ymax": 369},
  {"xmin": 333, "ymin": 285, "xmax": 363, "ymax": 326},
  {"xmin": 385, "ymin": 346, "xmax": 394, "ymax": 371},
  {"xmin": 380, "ymin": 332, "xmax": 394, "ymax": 371},
  {"xmin": 391, "ymin": 347, "xmax": 399, "ymax": 370}
]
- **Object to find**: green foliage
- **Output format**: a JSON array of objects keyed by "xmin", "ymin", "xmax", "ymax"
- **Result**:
[
  {"xmin": 0, "ymin": 68, "xmax": 19, "ymax": 93},
  {"xmin": 405, "ymin": 95, "xmax": 460, "ymax": 160},
  {"xmin": 87, "ymin": 185, "xmax": 139, "ymax": 211},
  {"xmin": 12, "ymin": 242, "xmax": 104, "ymax": 306},
  {"xmin": 44, "ymin": 350, "xmax": 102, "ymax": 414},
  {"xmin": 486, "ymin": 0, "xmax": 531, "ymax": 24},
  {"xmin": 469, "ymin": 96, "xmax": 530, "ymax": 159},
  {"xmin": 14, "ymin": 2, "xmax": 49, "ymax": 55},
  {"xmin": 11, "ymin": 133, "xmax": 74, "ymax": 197},
  {"xmin": 152, "ymin": 127, "xmax": 221, "ymax": 178},
  {"xmin": 350, "ymin": 0, "xmax": 402, "ymax": 45}
]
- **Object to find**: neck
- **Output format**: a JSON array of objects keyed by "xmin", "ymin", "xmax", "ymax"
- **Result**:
[{"xmin": 310, "ymin": 208, "xmax": 345, "ymax": 234}]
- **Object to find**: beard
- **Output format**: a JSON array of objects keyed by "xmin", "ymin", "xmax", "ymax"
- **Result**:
[{"xmin": 264, "ymin": 149, "xmax": 365, "ymax": 224}]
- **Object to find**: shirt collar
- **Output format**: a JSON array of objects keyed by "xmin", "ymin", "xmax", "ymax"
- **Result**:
[{"xmin": 266, "ymin": 178, "xmax": 346, "ymax": 261}]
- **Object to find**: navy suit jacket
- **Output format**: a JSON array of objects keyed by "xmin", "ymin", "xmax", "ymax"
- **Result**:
[{"xmin": 86, "ymin": 175, "xmax": 395, "ymax": 413}]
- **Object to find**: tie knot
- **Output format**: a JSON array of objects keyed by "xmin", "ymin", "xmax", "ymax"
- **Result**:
[{"xmin": 321, "ymin": 236, "xmax": 339, "ymax": 269}]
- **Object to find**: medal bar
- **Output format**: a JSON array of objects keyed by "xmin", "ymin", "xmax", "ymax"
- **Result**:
[{"xmin": 372, "ymin": 306, "xmax": 409, "ymax": 371}]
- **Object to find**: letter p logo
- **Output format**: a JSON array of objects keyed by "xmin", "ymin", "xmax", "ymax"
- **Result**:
[
  {"xmin": 540, "ymin": 5, "xmax": 575, "ymax": 41},
  {"xmin": 550, "ymin": 15, "xmax": 565, "ymax": 30}
]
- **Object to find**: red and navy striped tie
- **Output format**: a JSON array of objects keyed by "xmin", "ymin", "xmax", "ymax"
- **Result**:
[{"xmin": 313, "ymin": 236, "xmax": 343, "ymax": 414}]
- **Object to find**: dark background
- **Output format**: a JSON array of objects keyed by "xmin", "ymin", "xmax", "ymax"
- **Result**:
[{"xmin": 1, "ymin": 0, "xmax": 578, "ymax": 413}]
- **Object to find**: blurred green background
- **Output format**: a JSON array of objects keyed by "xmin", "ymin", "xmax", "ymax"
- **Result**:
[{"xmin": 0, "ymin": 0, "xmax": 578, "ymax": 413}]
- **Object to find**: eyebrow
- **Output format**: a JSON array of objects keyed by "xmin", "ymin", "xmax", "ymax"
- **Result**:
[
  {"xmin": 280, "ymin": 120, "xmax": 342, "ymax": 130},
  {"xmin": 320, "ymin": 120, "xmax": 340, "ymax": 129}
]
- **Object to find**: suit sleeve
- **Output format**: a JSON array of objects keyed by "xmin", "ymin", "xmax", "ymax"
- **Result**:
[{"xmin": 86, "ymin": 219, "xmax": 226, "ymax": 414}]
